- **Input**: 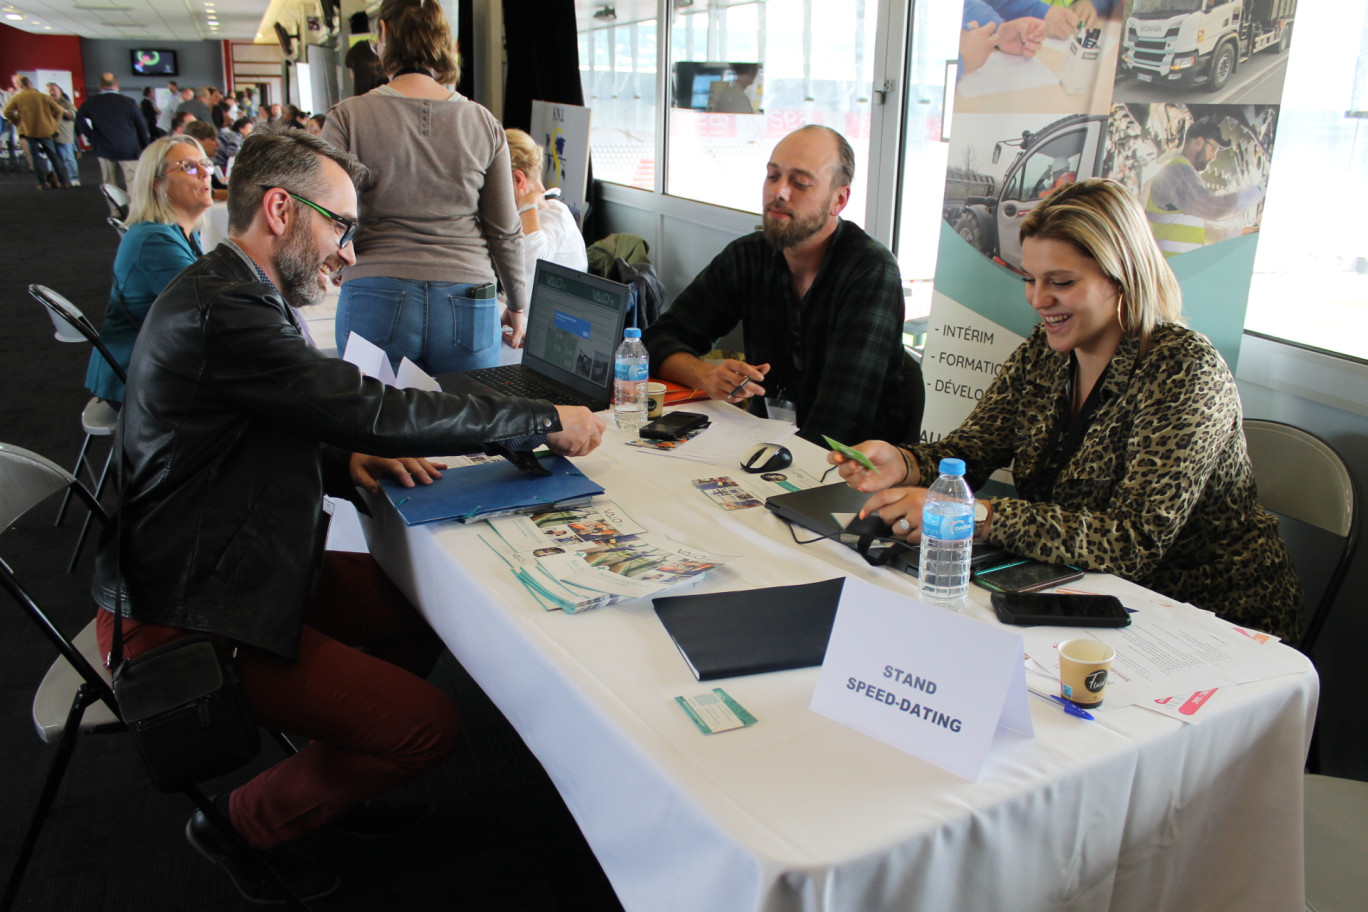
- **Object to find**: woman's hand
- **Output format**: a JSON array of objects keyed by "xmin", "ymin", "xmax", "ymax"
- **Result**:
[
  {"xmin": 828, "ymin": 440, "xmax": 913, "ymax": 492},
  {"xmin": 859, "ymin": 486, "xmax": 929, "ymax": 541},
  {"xmin": 502, "ymin": 306, "xmax": 527, "ymax": 348},
  {"xmin": 349, "ymin": 454, "xmax": 447, "ymax": 496}
]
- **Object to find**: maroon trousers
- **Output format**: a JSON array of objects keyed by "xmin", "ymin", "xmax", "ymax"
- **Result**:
[{"xmin": 97, "ymin": 552, "xmax": 459, "ymax": 849}]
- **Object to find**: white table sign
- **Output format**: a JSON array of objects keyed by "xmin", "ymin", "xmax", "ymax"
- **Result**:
[{"xmin": 810, "ymin": 576, "xmax": 1033, "ymax": 781}]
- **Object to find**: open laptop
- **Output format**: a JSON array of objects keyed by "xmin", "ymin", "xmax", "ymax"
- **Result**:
[
  {"xmin": 436, "ymin": 261, "xmax": 632, "ymax": 411},
  {"xmin": 765, "ymin": 483, "xmax": 1008, "ymax": 578}
]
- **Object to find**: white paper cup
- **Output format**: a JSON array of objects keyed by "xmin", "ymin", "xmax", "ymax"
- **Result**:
[
  {"xmin": 1058, "ymin": 638, "xmax": 1116, "ymax": 707},
  {"xmin": 646, "ymin": 381, "xmax": 667, "ymax": 419}
]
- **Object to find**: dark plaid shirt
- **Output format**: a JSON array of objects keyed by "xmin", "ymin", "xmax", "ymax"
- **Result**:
[{"xmin": 643, "ymin": 220, "xmax": 910, "ymax": 446}]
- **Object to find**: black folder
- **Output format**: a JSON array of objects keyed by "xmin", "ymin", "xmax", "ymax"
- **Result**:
[{"xmin": 652, "ymin": 578, "xmax": 846, "ymax": 681}]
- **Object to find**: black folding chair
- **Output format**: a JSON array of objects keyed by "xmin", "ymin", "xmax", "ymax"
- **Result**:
[{"xmin": 0, "ymin": 442, "xmax": 310, "ymax": 912}]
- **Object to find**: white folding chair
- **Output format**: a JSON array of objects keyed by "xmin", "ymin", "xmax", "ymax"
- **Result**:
[{"xmin": 28, "ymin": 284, "xmax": 126, "ymax": 572}]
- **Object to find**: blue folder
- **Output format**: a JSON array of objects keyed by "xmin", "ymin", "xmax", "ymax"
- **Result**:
[{"xmin": 378, "ymin": 455, "xmax": 603, "ymax": 525}]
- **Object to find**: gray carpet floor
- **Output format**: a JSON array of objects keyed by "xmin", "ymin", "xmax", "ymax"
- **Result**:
[{"xmin": 0, "ymin": 153, "xmax": 626, "ymax": 911}]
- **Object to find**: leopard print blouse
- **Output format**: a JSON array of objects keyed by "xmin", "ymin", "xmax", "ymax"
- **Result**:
[{"xmin": 911, "ymin": 323, "xmax": 1303, "ymax": 644}]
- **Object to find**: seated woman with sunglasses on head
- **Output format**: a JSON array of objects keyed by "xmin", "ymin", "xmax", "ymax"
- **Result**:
[
  {"xmin": 86, "ymin": 135, "xmax": 214, "ymax": 405},
  {"xmin": 831, "ymin": 178, "xmax": 1303, "ymax": 643}
]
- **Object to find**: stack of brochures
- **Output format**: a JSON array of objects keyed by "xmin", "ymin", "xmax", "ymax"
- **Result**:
[{"xmin": 480, "ymin": 501, "xmax": 737, "ymax": 613}]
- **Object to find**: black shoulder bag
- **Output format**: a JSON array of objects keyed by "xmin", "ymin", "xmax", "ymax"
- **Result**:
[{"xmin": 108, "ymin": 427, "xmax": 260, "ymax": 793}]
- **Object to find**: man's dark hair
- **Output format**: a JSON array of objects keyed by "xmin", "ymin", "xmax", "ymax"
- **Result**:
[
  {"xmin": 349, "ymin": 10, "xmax": 369, "ymax": 33},
  {"xmin": 183, "ymin": 120, "xmax": 216, "ymax": 143},
  {"xmin": 232, "ymin": 116, "xmax": 253, "ymax": 132},
  {"xmin": 792, "ymin": 124, "xmax": 855, "ymax": 190},
  {"xmin": 171, "ymin": 111, "xmax": 195, "ymax": 132},
  {"xmin": 226, "ymin": 126, "xmax": 370, "ymax": 233}
]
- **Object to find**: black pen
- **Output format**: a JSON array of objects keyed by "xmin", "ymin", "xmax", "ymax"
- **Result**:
[{"xmin": 728, "ymin": 377, "xmax": 752, "ymax": 398}]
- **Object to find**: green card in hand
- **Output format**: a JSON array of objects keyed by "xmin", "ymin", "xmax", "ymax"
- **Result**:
[{"xmin": 822, "ymin": 435, "xmax": 876, "ymax": 471}]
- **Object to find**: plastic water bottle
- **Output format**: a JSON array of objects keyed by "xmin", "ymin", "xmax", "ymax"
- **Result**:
[
  {"xmin": 920, "ymin": 458, "xmax": 974, "ymax": 610},
  {"xmin": 613, "ymin": 327, "xmax": 649, "ymax": 431}
]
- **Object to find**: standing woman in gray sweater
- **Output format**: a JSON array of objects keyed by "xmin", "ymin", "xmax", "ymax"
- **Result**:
[{"xmin": 323, "ymin": 0, "xmax": 527, "ymax": 372}]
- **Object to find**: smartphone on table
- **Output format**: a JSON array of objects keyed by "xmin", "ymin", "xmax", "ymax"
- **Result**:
[
  {"xmin": 972, "ymin": 558, "xmax": 1083, "ymax": 593},
  {"xmin": 990, "ymin": 591, "xmax": 1131, "ymax": 627},
  {"xmin": 638, "ymin": 411, "xmax": 709, "ymax": 441}
]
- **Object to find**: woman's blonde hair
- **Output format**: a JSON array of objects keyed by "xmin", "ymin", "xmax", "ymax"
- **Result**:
[
  {"xmin": 505, "ymin": 128, "xmax": 542, "ymax": 180},
  {"xmin": 127, "ymin": 135, "xmax": 209, "ymax": 233},
  {"xmin": 1019, "ymin": 178, "xmax": 1183, "ymax": 344},
  {"xmin": 378, "ymin": 0, "xmax": 460, "ymax": 86}
]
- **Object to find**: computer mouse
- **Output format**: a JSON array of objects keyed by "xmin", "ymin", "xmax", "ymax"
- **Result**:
[
  {"xmin": 741, "ymin": 442, "xmax": 793, "ymax": 474},
  {"xmin": 845, "ymin": 512, "xmax": 894, "ymax": 539}
]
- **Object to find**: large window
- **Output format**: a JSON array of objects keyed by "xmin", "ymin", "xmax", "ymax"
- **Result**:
[
  {"xmin": 1247, "ymin": 0, "xmax": 1368, "ymax": 362},
  {"xmin": 580, "ymin": 13, "xmax": 658, "ymax": 190}
]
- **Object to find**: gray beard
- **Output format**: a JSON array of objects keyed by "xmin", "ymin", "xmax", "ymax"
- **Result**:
[{"xmin": 275, "ymin": 216, "xmax": 325, "ymax": 309}]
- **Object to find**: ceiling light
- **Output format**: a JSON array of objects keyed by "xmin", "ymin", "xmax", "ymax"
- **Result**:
[{"xmin": 5, "ymin": 13, "xmax": 23, "ymax": 20}]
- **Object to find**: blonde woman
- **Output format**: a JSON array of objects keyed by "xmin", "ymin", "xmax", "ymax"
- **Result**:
[
  {"xmin": 832, "ymin": 178, "xmax": 1303, "ymax": 643},
  {"xmin": 506, "ymin": 127, "xmax": 587, "ymax": 284},
  {"xmin": 323, "ymin": 0, "xmax": 527, "ymax": 371},
  {"xmin": 85, "ymin": 135, "xmax": 213, "ymax": 404}
]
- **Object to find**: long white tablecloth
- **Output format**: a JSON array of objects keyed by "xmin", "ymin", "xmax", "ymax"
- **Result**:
[{"xmin": 362, "ymin": 401, "xmax": 1317, "ymax": 912}]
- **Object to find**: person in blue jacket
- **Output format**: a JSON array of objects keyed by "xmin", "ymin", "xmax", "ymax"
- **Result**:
[
  {"xmin": 966, "ymin": 1, "xmax": 1118, "ymax": 38},
  {"xmin": 86, "ymin": 135, "xmax": 215, "ymax": 404}
]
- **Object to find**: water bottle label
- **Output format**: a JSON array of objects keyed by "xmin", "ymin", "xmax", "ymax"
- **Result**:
[
  {"xmin": 615, "ymin": 361, "xmax": 648, "ymax": 382},
  {"xmin": 922, "ymin": 508, "xmax": 973, "ymax": 541}
]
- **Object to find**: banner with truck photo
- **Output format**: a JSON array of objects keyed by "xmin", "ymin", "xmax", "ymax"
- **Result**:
[{"xmin": 921, "ymin": 0, "xmax": 1298, "ymax": 442}]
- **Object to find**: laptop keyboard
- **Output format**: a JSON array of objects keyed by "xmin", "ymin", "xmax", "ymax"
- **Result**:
[{"xmin": 465, "ymin": 365, "xmax": 600, "ymax": 409}]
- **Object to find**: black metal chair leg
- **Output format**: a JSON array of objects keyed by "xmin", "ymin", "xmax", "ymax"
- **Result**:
[
  {"xmin": 67, "ymin": 445, "xmax": 114, "ymax": 573},
  {"xmin": 183, "ymin": 787, "xmax": 312, "ymax": 912},
  {"xmin": 0, "ymin": 683, "xmax": 100, "ymax": 912},
  {"xmin": 55, "ymin": 433, "xmax": 94, "ymax": 527}
]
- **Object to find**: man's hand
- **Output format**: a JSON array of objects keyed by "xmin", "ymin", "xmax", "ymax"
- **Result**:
[
  {"xmin": 1071, "ymin": 1, "xmax": 1099, "ymax": 27},
  {"xmin": 961, "ymin": 21, "xmax": 1000, "ymax": 74},
  {"xmin": 998, "ymin": 18, "xmax": 1047, "ymax": 58},
  {"xmin": 546, "ymin": 406, "xmax": 606, "ymax": 457},
  {"xmin": 350, "ymin": 453, "xmax": 447, "ymax": 496},
  {"xmin": 502, "ymin": 307, "xmax": 527, "ymax": 348},
  {"xmin": 1043, "ymin": 5, "xmax": 1080, "ymax": 39},
  {"xmin": 828, "ymin": 440, "xmax": 914, "ymax": 492},
  {"xmin": 702, "ymin": 358, "xmax": 770, "ymax": 402}
]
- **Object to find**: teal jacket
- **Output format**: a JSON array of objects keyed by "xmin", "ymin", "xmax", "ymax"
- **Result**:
[{"xmin": 86, "ymin": 221, "xmax": 202, "ymax": 402}]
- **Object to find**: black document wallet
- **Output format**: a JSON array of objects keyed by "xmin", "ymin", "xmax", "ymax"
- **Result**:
[{"xmin": 652, "ymin": 578, "xmax": 846, "ymax": 681}]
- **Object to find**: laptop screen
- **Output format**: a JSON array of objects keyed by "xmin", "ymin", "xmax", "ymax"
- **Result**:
[{"xmin": 521, "ymin": 261, "xmax": 630, "ymax": 404}]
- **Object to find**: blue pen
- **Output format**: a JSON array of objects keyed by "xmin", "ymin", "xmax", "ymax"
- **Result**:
[
  {"xmin": 1048, "ymin": 694, "xmax": 1095, "ymax": 721},
  {"xmin": 1029, "ymin": 687, "xmax": 1095, "ymax": 721}
]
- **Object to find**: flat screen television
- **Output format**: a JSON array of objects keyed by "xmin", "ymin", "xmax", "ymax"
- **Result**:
[{"xmin": 131, "ymin": 49, "xmax": 178, "ymax": 77}]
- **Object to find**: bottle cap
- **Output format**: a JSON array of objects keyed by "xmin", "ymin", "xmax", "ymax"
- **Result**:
[
  {"xmin": 624, "ymin": 328, "xmax": 642, "ymax": 339},
  {"xmin": 938, "ymin": 458, "xmax": 966, "ymax": 476}
]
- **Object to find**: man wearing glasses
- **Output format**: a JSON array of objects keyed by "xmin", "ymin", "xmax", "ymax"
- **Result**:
[
  {"xmin": 90, "ymin": 127, "xmax": 605, "ymax": 903},
  {"xmin": 1144, "ymin": 118, "xmax": 1264, "ymax": 258}
]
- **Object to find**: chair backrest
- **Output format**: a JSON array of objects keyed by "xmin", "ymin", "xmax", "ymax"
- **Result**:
[
  {"xmin": 0, "ymin": 443, "xmax": 118, "ymax": 715},
  {"xmin": 108, "ymin": 216, "xmax": 128, "ymax": 236},
  {"xmin": 901, "ymin": 348, "xmax": 926, "ymax": 445},
  {"xmin": 1243, "ymin": 419, "xmax": 1360, "ymax": 655},
  {"xmin": 101, "ymin": 182, "xmax": 129, "ymax": 218},
  {"xmin": 28, "ymin": 284, "xmax": 127, "ymax": 384}
]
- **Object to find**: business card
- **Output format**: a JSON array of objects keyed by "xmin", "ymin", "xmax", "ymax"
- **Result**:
[{"xmin": 674, "ymin": 688, "xmax": 757, "ymax": 734}]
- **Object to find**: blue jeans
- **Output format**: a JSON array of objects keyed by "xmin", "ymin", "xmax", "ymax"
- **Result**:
[
  {"xmin": 336, "ymin": 276, "xmax": 500, "ymax": 375},
  {"xmin": 25, "ymin": 135, "xmax": 65, "ymax": 187},
  {"xmin": 54, "ymin": 142, "xmax": 79, "ymax": 185}
]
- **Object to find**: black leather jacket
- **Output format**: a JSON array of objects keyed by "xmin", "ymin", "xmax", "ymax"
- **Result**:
[{"xmin": 92, "ymin": 243, "xmax": 561, "ymax": 659}]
